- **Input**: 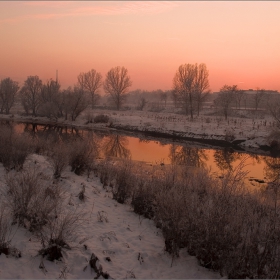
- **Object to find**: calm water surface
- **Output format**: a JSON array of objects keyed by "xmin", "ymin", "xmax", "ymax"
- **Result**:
[{"xmin": 9, "ymin": 122, "xmax": 280, "ymax": 188}]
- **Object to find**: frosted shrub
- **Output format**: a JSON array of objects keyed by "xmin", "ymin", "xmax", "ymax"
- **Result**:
[
  {"xmin": 224, "ymin": 182, "xmax": 280, "ymax": 279},
  {"xmin": 132, "ymin": 175, "xmax": 156, "ymax": 219},
  {"xmin": 33, "ymin": 137, "xmax": 51, "ymax": 155},
  {"xmin": 94, "ymin": 114, "xmax": 110, "ymax": 123},
  {"xmin": 47, "ymin": 142, "xmax": 69, "ymax": 179},
  {"xmin": 98, "ymin": 156, "xmax": 280, "ymax": 278},
  {"xmin": 69, "ymin": 138, "xmax": 98, "ymax": 176},
  {"xmin": 0, "ymin": 204, "xmax": 21, "ymax": 258},
  {"xmin": 98, "ymin": 158, "xmax": 134, "ymax": 203},
  {"xmin": 5, "ymin": 169, "xmax": 61, "ymax": 232},
  {"xmin": 0, "ymin": 127, "xmax": 32, "ymax": 171},
  {"xmin": 98, "ymin": 160, "xmax": 114, "ymax": 188},
  {"xmin": 112, "ymin": 159, "xmax": 133, "ymax": 204},
  {"xmin": 39, "ymin": 205, "xmax": 84, "ymax": 261},
  {"xmin": 155, "ymin": 184, "xmax": 186, "ymax": 258},
  {"xmin": 85, "ymin": 112, "xmax": 94, "ymax": 124},
  {"xmin": 0, "ymin": 205, "xmax": 12, "ymax": 254}
]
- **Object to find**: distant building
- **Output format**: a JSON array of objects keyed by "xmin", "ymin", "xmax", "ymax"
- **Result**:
[{"xmin": 243, "ymin": 89, "xmax": 279, "ymax": 95}]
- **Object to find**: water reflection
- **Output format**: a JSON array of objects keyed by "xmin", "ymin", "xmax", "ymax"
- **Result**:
[
  {"xmin": 1, "ymin": 121, "xmax": 280, "ymax": 185},
  {"xmin": 102, "ymin": 134, "xmax": 131, "ymax": 159},
  {"xmin": 139, "ymin": 138, "xmax": 150, "ymax": 144},
  {"xmin": 264, "ymin": 157, "xmax": 280, "ymax": 182},
  {"xmin": 214, "ymin": 148, "xmax": 242, "ymax": 171},
  {"xmin": 21, "ymin": 123, "xmax": 84, "ymax": 142},
  {"xmin": 169, "ymin": 144, "xmax": 208, "ymax": 168}
]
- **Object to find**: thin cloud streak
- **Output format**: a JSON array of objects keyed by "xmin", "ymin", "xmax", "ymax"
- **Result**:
[
  {"xmin": 23, "ymin": 1, "xmax": 76, "ymax": 8},
  {"xmin": 91, "ymin": 1, "xmax": 179, "ymax": 14},
  {"xmin": 0, "ymin": 1, "xmax": 180, "ymax": 24}
]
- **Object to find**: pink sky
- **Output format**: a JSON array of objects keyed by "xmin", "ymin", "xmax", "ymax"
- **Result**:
[{"xmin": 1, "ymin": 1, "xmax": 280, "ymax": 93}]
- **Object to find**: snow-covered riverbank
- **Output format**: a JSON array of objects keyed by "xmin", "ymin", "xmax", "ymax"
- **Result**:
[
  {"xmin": 1, "ymin": 108, "xmax": 276, "ymax": 153},
  {"xmin": 0, "ymin": 108, "xmax": 279, "ymax": 279},
  {"xmin": 0, "ymin": 154, "xmax": 220, "ymax": 279}
]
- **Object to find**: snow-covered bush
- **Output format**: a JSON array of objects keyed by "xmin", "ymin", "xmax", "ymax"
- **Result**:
[
  {"xmin": 0, "ymin": 205, "xmax": 12, "ymax": 255},
  {"xmin": 69, "ymin": 138, "xmax": 98, "ymax": 176},
  {"xmin": 97, "ymin": 158, "xmax": 134, "ymax": 203},
  {"xmin": 148, "ymin": 102, "xmax": 164, "ymax": 112},
  {"xmin": 97, "ymin": 211, "xmax": 108, "ymax": 222},
  {"xmin": 112, "ymin": 159, "xmax": 133, "ymax": 204},
  {"xmin": 98, "ymin": 160, "xmax": 115, "ymax": 188},
  {"xmin": 0, "ymin": 204, "xmax": 21, "ymax": 258},
  {"xmin": 93, "ymin": 114, "xmax": 110, "ymax": 123},
  {"xmin": 47, "ymin": 142, "xmax": 70, "ymax": 179},
  {"xmin": 85, "ymin": 111, "xmax": 94, "ymax": 124},
  {"xmin": 131, "ymin": 175, "xmax": 155, "ymax": 219},
  {"xmin": 0, "ymin": 126, "xmax": 32, "ymax": 171},
  {"xmin": 4, "ymin": 169, "xmax": 61, "ymax": 232},
  {"xmin": 100, "ymin": 155, "xmax": 280, "ymax": 277},
  {"xmin": 39, "ymin": 205, "xmax": 84, "ymax": 261}
]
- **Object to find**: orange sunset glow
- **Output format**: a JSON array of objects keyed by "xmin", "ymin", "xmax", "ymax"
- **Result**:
[{"xmin": 1, "ymin": 1, "xmax": 280, "ymax": 92}]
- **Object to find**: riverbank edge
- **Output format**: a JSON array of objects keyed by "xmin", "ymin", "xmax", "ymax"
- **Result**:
[{"xmin": 0, "ymin": 113, "xmax": 273, "ymax": 157}]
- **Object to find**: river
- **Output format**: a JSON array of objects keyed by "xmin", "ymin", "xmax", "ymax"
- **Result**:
[{"xmin": 4, "ymin": 121, "xmax": 280, "ymax": 190}]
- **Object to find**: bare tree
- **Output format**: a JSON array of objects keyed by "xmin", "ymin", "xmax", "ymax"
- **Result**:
[
  {"xmin": 173, "ymin": 64, "xmax": 196, "ymax": 119},
  {"xmin": 214, "ymin": 85, "xmax": 237, "ymax": 120},
  {"xmin": 171, "ymin": 90, "xmax": 180, "ymax": 108},
  {"xmin": 20, "ymin": 76, "xmax": 43, "ymax": 116},
  {"xmin": 39, "ymin": 79, "xmax": 62, "ymax": 120},
  {"xmin": 77, "ymin": 69, "xmax": 102, "ymax": 109},
  {"xmin": 267, "ymin": 95, "xmax": 280, "ymax": 126},
  {"xmin": 63, "ymin": 86, "xmax": 87, "ymax": 121},
  {"xmin": 103, "ymin": 66, "xmax": 132, "ymax": 110},
  {"xmin": 0, "ymin": 78, "xmax": 19, "ymax": 114},
  {"xmin": 160, "ymin": 92, "xmax": 168, "ymax": 107},
  {"xmin": 41, "ymin": 79, "xmax": 60, "ymax": 103},
  {"xmin": 173, "ymin": 63, "xmax": 210, "ymax": 119},
  {"xmin": 193, "ymin": 63, "xmax": 210, "ymax": 116},
  {"xmin": 137, "ymin": 97, "xmax": 148, "ymax": 111},
  {"xmin": 254, "ymin": 88, "xmax": 266, "ymax": 113},
  {"xmin": 235, "ymin": 89, "xmax": 245, "ymax": 110}
]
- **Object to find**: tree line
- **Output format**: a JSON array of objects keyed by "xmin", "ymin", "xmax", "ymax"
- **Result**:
[
  {"xmin": 0, "ymin": 66, "xmax": 132, "ymax": 120},
  {"xmin": 1, "ymin": 63, "xmax": 280, "ymax": 124}
]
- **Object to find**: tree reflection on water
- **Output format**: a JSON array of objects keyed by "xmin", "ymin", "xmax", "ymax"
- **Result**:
[
  {"xmin": 264, "ymin": 157, "xmax": 280, "ymax": 183},
  {"xmin": 2, "ymin": 121, "xmax": 280, "ymax": 185},
  {"xmin": 22, "ymin": 123, "xmax": 84, "ymax": 142},
  {"xmin": 102, "ymin": 134, "xmax": 131, "ymax": 159},
  {"xmin": 213, "ymin": 148, "xmax": 242, "ymax": 171},
  {"xmin": 169, "ymin": 144, "xmax": 208, "ymax": 168}
]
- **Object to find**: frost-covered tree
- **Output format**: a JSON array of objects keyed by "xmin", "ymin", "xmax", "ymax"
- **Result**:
[
  {"xmin": 267, "ymin": 94, "xmax": 280, "ymax": 127},
  {"xmin": 39, "ymin": 79, "xmax": 62, "ymax": 120},
  {"xmin": 234, "ymin": 89, "xmax": 245, "ymax": 110},
  {"xmin": 193, "ymin": 63, "xmax": 210, "ymax": 116},
  {"xmin": 20, "ymin": 76, "xmax": 43, "ymax": 116},
  {"xmin": 173, "ymin": 64, "xmax": 196, "ymax": 118},
  {"xmin": 254, "ymin": 88, "xmax": 266, "ymax": 113},
  {"xmin": 214, "ymin": 85, "xmax": 238, "ymax": 120},
  {"xmin": 62, "ymin": 86, "xmax": 87, "ymax": 121},
  {"xmin": 0, "ymin": 78, "xmax": 19, "ymax": 114},
  {"xmin": 173, "ymin": 63, "xmax": 210, "ymax": 119},
  {"xmin": 77, "ymin": 69, "xmax": 102, "ymax": 109},
  {"xmin": 103, "ymin": 66, "xmax": 132, "ymax": 110}
]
